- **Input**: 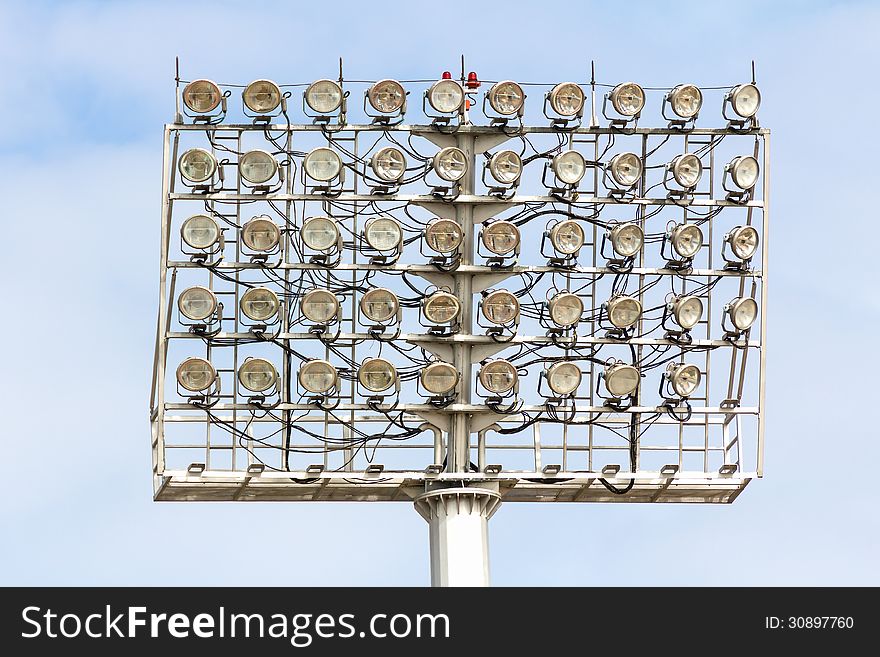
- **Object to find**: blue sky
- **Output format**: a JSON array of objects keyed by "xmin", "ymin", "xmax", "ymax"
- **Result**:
[{"xmin": 1, "ymin": 0, "xmax": 878, "ymax": 585}]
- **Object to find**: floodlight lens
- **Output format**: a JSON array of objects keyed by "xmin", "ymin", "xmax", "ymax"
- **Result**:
[
  {"xmin": 671, "ymin": 153, "xmax": 703, "ymax": 188},
  {"xmin": 421, "ymin": 362, "xmax": 459, "ymax": 395},
  {"xmin": 179, "ymin": 148, "xmax": 217, "ymax": 183},
  {"xmin": 305, "ymin": 79, "xmax": 342, "ymax": 113},
  {"xmin": 241, "ymin": 217, "xmax": 280, "ymax": 251},
  {"xmin": 301, "ymin": 289, "xmax": 339, "ymax": 323},
  {"xmin": 671, "ymin": 224, "xmax": 703, "ymax": 259},
  {"xmin": 673, "ymin": 295, "xmax": 703, "ymax": 330},
  {"xmin": 358, "ymin": 358, "xmax": 397, "ymax": 393},
  {"xmin": 482, "ymin": 221, "xmax": 520, "ymax": 255},
  {"xmin": 729, "ymin": 156, "xmax": 760, "ymax": 189},
  {"xmin": 240, "ymin": 287, "xmax": 279, "ymax": 322},
  {"xmin": 728, "ymin": 225, "xmax": 760, "ymax": 260},
  {"xmin": 669, "ymin": 84, "xmax": 702, "ymax": 119},
  {"xmin": 488, "ymin": 81, "xmax": 525, "ymax": 115},
  {"xmin": 479, "ymin": 360, "xmax": 518, "ymax": 394},
  {"xmin": 301, "ymin": 216, "xmax": 339, "ymax": 252},
  {"xmin": 304, "ymin": 148, "xmax": 342, "ymax": 181},
  {"xmin": 549, "ymin": 220, "xmax": 585, "ymax": 255},
  {"xmin": 731, "ymin": 83, "xmax": 761, "ymax": 118},
  {"xmin": 549, "ymin": 82, "xmax": 585, "ymax": 117},
  {"xmin": 368, "ymin": 79, "xmax": 406, "ymax": 113},
  {"xmin": 176, "ymin": 357, "xmax": 217, "ymax": 392},
  {"xmin": 428, "ymin": 79, "xmax": 464, "ymax": 113},
  {"xmin": 668, "ymin": 363, "xmax": 701, "ymax": 398},
  {"xmin": 178, "ymin": 286, "xmax": 217, "ymax": 321},
  {"xmin": 610, "ymin": 82, "xmax": 645, "ymax": 116},
  {"xmin": 360, "ymin": 288, "xmax": 399, "ymax": 322},
  {"xmin": 364, "ymin": 217, "xmax": 402, "ymax": 251},
  {"xmin": 423, "ymin": 292, "xmax": 461, "ymax": 324},
  {"xmin": 604, "ymin": 363, "xmax": 639, "ymax": 397},
  {"xmin": 182, "ymin": 79, "xmax": 221, "ymax": 114},
  {"xmin": 728, "ymin": 297, "xmax": 758, "ymax": 331},
  {"xmin": 425, "ymin": 218, "xmax": 463, "ymax": 253},
  {"xmin": 549, "ymin": 292, "xmax": 583, "ymax": 327},
  {"xmin": 607, "ymin": 295, "xmax": 642, "ymax": 329},
  {"xmin": 299, "ymin": 360, "xmax": 337, "ymax": 394},
  {"xmin": 552, "ymin": 150, "xmax": 586, "ymax": 185},
  {"xmin": 609, "ymin": 152, "xmax": 642, "ymax": 188},
  {"xmin": 547, "ymin": 362, "xmax": 581, "ymax": 396},
  {"xmin": 181, "ymin": 214, "xmax": 221, "ymax": 249},
  {"xmin": 371, "ymin": 147, "xmax": 406, "ymax": 182},
  {"xmin": 238, "ymin": 358, "xmax": 277, "ymax": 393},
  {"xmin": 433, "ymin": 147, "xmax": 467, "ymax": 181},
  {"xmin": 482, "ymin": 290, "xmax": 519, "ymax": 325},
  {"xmin": 243, "ymin": 79, "xmax": 281, "ymax": 113},
  {"xmin": 488, "ymin": 150, "xmax": 523, "ymax": 184},
  {"xmin": 239, "ymin": 150, "xmax": 278, "ymax": 184},
  {"xmin": 610, "ymin": 223, "xmax": 644, "ymax": 258}
]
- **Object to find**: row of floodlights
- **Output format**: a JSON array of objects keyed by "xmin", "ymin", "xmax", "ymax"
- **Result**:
[
  {"xmin": 176, "ymin": 354, "xmax": 704, "ymax": 403},
  {"xmin": 177, "ymin": 144, "xmax": 761, "ymax": 198},
  {"xmin": 182, "ymin": 77, "xmax": 761, "ymax": 126},
  {"xmin": 178, "ymin": 282, "xmax": 758, "ymax": 339},
  {"xmin": 180, "ymin": 213, "xmax": 760, "ymax": 268}
]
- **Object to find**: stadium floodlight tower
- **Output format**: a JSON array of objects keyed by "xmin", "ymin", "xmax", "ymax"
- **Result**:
[{"xmin": 151, "ymin": 57, "xmax": 769, "ymax": 587}]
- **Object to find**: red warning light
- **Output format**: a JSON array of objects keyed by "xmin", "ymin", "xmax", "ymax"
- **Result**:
[
  {"xmin": 441, "ymin": 71, "xmax": 452, "ymax": 80},
  {"xmin": 466, "ymin": 71, "xmax": 480, "ymax": 89}
]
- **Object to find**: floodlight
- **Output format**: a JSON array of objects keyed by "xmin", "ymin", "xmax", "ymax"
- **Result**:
[
  {"xmin": 427, "ymin": 79, "xmax": 464, "ymax": 114},
  {"xmin": 609, "ymin": 82, "xmax": 645, "ymax": 117},
  {"xmin": 666, "ymin": 362, "xmax": 701, "ymax": 398},
  {"xmin": 305, "ymin": 79, "xmax": 343, "ymax": 114},
  {"xmin": 727, "ymin": 83, "xmax": 761, "ymax": 118},
  {"xmin": 179, "ymin": 148, "xmax": 217, "ymax": 183},
  {"xmin": 546, "ymin": 362, "xmax": 581, "ymax": 396},
  {"xmin": 725, "ymin": 225, "xmax": 760, "ymax": 262},
  {"xmin": 240, "ymin": 287, "xmax": 280, "ymax": 322},
  {"xmin": 727, "ymin": 155, "xmax": 760, "ymax": 190},
  {"xmin": 371, "ymin": 147, "xmax": 406, "ymax": 183},
  {"xmin": 181, "ymin": 214, "xmax": 221, "ymax": 250},
  {"xmin": 487, "ymin": 80, "xmax": 525, "ymax": 116},
  {"xmin": 433, "ymin": 147, "xmax": 467, "ymax": 182},
  {"xmin": 238, "ymin": 358, "xmax": 278, "ymax": 393},
  {"xmin": 182, "ymin": 79, "xmax": 222, "ymax": 114},
  {"xmin": 608, "ymin": 152, "xmax": 642, "ymax": 189},
  {"xmin": 304, "ymin": 147, "xmax": 342, "ymax": 181},
  {"xmin": 360, "ymin": 288, "xmax": 399, "ymax": 323},
  {"xmin": 243, "ymin": 79, "xmax": 282, "ymax": 114},
  {"xmin": 609, "ymin": 223, "xmax": 644, "ymax": 258},
  {"xmin": 364, "ymin": 216, "xmax": 403, "ymax": 251},
  {"xmin": 603, "ymin": 363, "xmax": 639, "ymax": 397},
  {"xmin": 666, "ymin": 84, "xmax": 702, "ymax": 119},
  {"xmin": 669, "ymin": 153, "xmax": 703, "ymax": 189},
  {"xmin": 367, "ymin": 79, "xmax": 406, "ymax": 113},
  {"xmin": 241, "ymin": 216, "xmax": 280, "ymax": 252},
  {"xmin": 481, "ymin": 290, "xmax": 519, "ymax": 325},
  {"xmin": 726, "ymin": 297, "xmax": 758, "ymax": 331},
  {"xmin": 479, "ymin": 359, "xmax": 518, "ymax": 395},
  {"xmin": 551, "ymin": 151, "xmax": 586, "ymax": 186},
  {"xmin": 481, "ymin": 221, "xmax": 520, "ymax": 255},
  {"xmin": 301, "ymin": 289, "xmax": 340, "ymax": 324},
  {"xmin": 178, "ymin": 286, "xmax": 217, "ymax": 322},
  {"xmin": 358, "ymin": 358, "xmax": 398, "ymax": 393},
  {"xmin": 606, "ymin": 295, "xmax": 641, "ymax": 329},
  {"xmin": 420, "ymin": 362, "xmax": 459, "ymax": 395},
  {"xmin": 548, "ymin": 292, "xmax": 583, "ymax": 327},
  {"xmin": 669, "ymin": 223, "xmax": 703, "ymax": 259},
  {"xmin": 549, "ymin": 220, "xmax": 585, "ymax": 255},
  {"xmin": 425, "ymin": 218, "xmax": 463, "ymax": 254},
  {"xmin": 670, "ymin": 295, "xmax": 703, "ymax": 330},
  {"xmin": 423, "ymin": 291, "xmax": 461, "ymax": 324},
  {"xmin": 176, "ymin": 357, "xmax": 217, "ymax": 392},
  {"xmin": 299, "ymin": 359, "xmax": 338, "ymax": 394},
  {"xmin": 301, "ymin": 216, "xmax": 340, "ymax": 252},
  {"xmin": 488, "ymin": 150, "xmax": 523, "ymax": 185},
  {"xmin": 548, "ymin": 82, "xmax": 585, "ymax": 117},
  {"xmin": 239, "ymin": 149, "xmax": 278, "ymax": 184}
]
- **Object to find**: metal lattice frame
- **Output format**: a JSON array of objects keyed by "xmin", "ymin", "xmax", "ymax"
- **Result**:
[{"xmin": 150, "ymin": 76, "xmax": 768, "ymax": 505}]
